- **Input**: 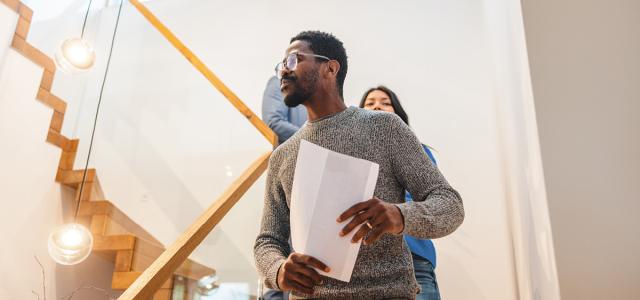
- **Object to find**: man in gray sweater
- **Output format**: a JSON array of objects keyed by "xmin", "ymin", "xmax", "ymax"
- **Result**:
[{"xmin": 254, "ymin": 31, "xmax": 464, "ymax": 299}]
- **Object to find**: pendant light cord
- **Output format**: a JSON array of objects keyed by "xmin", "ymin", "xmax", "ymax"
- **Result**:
[
  {"xmin": 80, "ymin": 0, "xmax": 94, "ymax": 38},
  {"xmin": 74, "ymin": 0, "xmax": 124, "ymax": 220}
]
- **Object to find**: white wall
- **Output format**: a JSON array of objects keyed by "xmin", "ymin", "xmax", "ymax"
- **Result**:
[
  {"xmin": 482, "ymin": 0, "xmax": 561, "ymax": 299},
  {"xmin": 0, "ymin": 3, "xmax": 16, "ymax": 70},
  {"xmin": 7, "ymin": 0, "xmax": 560, "ymax": 299},
  {"xmin": 521, "ymin": 0, "xmax": 640, "ymax": 299},
  {"xmin": 0, "ymin": 4, "xmax": 116, "ymax": 299}
]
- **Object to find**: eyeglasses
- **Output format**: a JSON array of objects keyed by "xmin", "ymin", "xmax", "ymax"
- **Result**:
[{"xmin": 276, "ymin": 52, "xmax": 331, "ymax": 78}]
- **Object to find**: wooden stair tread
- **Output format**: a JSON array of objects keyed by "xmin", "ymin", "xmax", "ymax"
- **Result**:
[
  {"xmin": 78, "ymin": 200, "xmax": 115, "ymax": 216},
  {"xmin": 93, "ymin": 234, "xmax": 136, "ymax": 251},
  {"xmin": 79, "ymin": 200, "xmax": 164, "ymax": 246},
  {"xmin": 57, "ymin": 169, "xmax": 96, "ymax": 187},
  {"xmin": 46, "ymin": 130, "xmax": 76, "ymax": 151},
  {"xmin": 82, "ymin": 201, "xmax": 215, "ymax": 281}
]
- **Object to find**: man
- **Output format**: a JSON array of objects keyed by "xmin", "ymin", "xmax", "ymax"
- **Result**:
[
  {"xmin": 262, "ymin": 74, "xmax": 308, "ymax": 145},
  {"xmin": 254, "ymin": 31, "xmax": 464, "ymax": 299}
]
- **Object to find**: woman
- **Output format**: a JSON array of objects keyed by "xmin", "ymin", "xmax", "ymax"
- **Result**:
[{"xmin": 359, "ymin": 86, "xmax": 440, "ymax": 300}]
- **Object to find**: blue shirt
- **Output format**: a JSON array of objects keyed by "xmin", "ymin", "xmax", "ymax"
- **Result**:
[{"xmin": 404, "ymin": 144, "xmax": 438, "ymax": 267}]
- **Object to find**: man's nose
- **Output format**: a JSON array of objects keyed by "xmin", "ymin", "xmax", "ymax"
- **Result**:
[
  {"xmin": 280, "ymin": 69, "xmax": 293, "ymax": 79},
  {"xmin": 373, "ymin": 104, "xmax": 382, "ymax": 110}
]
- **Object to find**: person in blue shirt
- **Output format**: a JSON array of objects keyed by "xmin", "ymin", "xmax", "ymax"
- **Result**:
[{"xmin": 360, "ymin": 85, "xmax": 441, "ymax": 300}]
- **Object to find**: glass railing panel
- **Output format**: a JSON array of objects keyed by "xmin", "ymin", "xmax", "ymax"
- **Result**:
[
  {"xmin": 95, "ymin": 1, "xmax": 276, "ymax": 298},
  {"xmin": 25, "ymin": 0, "xmax": 273, "ymax": 298},
  {"xmin": 171, "ymin": 175, "xmax": 267, "ymax": 300},
  {"xmin": 82, "ymin": 0, "xmax": 271, "ymax": 239}
]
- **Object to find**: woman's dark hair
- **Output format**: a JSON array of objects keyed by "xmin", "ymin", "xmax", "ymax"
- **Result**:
[
  {"xmin": 359, "ymin": 86, "xmax": 436, "ymax": 153},
  {"xmin": 359, "ymin": 86, "xmax": 409, "ymax": 125}
]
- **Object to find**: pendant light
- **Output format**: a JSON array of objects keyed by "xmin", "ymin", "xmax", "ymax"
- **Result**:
[
  {"xmin": 48, "ymin": 0, "xmax": 124, "ymax": 265},
  {"xmin": 54, "ymin": 0, "xmax": 96, "ymax": 74},
  {"xmin": 196, "ymin": 274, "xmax": 221, "ymax": 296}
]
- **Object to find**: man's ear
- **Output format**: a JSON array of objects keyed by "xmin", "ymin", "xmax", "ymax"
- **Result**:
[{"xmin": 326, "ymin": 60, "xmax": 340, "ymax": 78}]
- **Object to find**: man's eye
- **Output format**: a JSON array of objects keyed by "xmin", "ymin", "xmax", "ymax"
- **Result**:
[
  {"xmin": 365, "ymin": 103, "xmax": 374, "ymax": 106},
  {"xmin": 383, "ymin": 102, "xmax": 392, "ymax": 106}
]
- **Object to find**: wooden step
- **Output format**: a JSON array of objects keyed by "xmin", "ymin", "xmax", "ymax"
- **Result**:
[
  {"xmin": 80, "ymin": 201, "xmax": 215, "ymax": 281},
  {"xmin": 35, "ymin": 87, "xmax": 66, "ymax": 113},
  {"xmin": 79, "ymin": 200, "xmax": 114, "ymax": 216},
  {"xmin": 46, "ymin": 130, "xmax": 76, "ymax": 151},
  {"xmin": 57, "ymin": 168, "xmax": 96, "ymax": 187},
  {"xmin": 93, "ymin": 234, "xmax": 136, "ymax": 251},
  {"xmin": 11, "ymin": 35, "xmax": 56, "ymax": 73},
  {"xmin": 78, "ymin": 201, "xmax": 163, "ymax": 244}
]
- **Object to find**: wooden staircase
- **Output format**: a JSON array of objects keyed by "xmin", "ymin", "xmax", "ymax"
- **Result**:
[
  {"xmin": 1, "ymin": 1, "xmax": 214, "ymax": 298},
  {"xmin": 59, "ymin": 169, "xmax": 214, "ymax": 299}
]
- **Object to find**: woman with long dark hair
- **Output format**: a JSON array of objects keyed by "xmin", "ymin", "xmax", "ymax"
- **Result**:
[{"xmin": 360, "ymin": 86, "xmax": 440, "ymax": 300}]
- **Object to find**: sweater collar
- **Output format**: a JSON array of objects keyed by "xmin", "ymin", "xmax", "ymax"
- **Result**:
[{"xmin": 305, "ymin": 106, "xmax": 357, "ymax": 128}]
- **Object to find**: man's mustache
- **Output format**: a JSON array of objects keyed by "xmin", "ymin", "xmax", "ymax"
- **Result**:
[{"xmin": 281, "ymin": 74, "xmax": 296, "ymax": 82}]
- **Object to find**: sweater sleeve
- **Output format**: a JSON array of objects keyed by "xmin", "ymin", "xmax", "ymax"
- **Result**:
[
  {"xmin": 253, "ymin": 153, "xmax": 291, "ymax": 290},
  {"xmin": 385, "ymin": 115, "xmax": 465, "ymax": 239}
]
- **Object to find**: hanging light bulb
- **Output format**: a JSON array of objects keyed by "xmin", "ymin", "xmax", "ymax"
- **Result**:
[
  {"xmin": 48, "ymin": 223, "xmax": 93, "ymax": 265},
  {"xmin": 54, "ymin": 37, "xmax": 96, "ymax": 74},
  {"xmin": 196, "ymin": 274, "xmax": 220, "ymax": 296}
]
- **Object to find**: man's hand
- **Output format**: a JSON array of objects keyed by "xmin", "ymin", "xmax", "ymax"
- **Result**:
[
  {"xmin": 337, "ymin": 197, "xmax": 405, "ymax": 245},
  {"xmin": 277, "ymin": 252, "xmax": 330, "ymax": 295}
]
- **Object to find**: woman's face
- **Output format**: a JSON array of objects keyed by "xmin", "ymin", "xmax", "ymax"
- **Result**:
[{"xmin": 362, "ymin": 90, "xmax": 395, "ymax": 113}]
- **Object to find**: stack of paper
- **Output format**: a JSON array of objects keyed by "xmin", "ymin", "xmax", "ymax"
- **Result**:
[{"xmin": 290, "ymin": 140, "xmax": 379, "ymax": 282}]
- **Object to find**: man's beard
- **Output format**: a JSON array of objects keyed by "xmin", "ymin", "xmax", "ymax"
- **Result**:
[
  {"xmin": 284, "ymin": 88, "xmax": 310, "ymax": 107},
  {"xmin": 283, "ymin": 71, "xmax": 318, "ymax": 108}
]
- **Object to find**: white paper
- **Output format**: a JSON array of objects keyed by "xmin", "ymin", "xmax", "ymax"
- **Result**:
[{"xmin": 290, "ymin": 140, "xmax": 379, "ymax": 282}]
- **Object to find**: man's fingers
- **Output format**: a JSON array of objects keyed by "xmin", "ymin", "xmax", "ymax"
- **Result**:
[
  {"xmin": 291, "ymin": 253, "xmax": 331, "ymax": 272},
  {"xmin": 363, "ymin": 223, "xmax": 386, "ymax": 245},
  {"xmin": 293, "ymin": 266, "xmax": 323, "ymax": 285},
  {"xmin": 337, "ymin": 199, "xmax": 376, "ymax": 222},
  {"xmin": 350, "ymin": 222, "xmax": 372, "ymax": 243},
  {"xmin": 285, "ymin": 277, "xmax": 314, "ymax": 295},
  {"xmin": 339, "ymin": 209, "xmax": 377, "ymax": 237},
  {"xmin": 288, "ymin": 270, "xmax": 315, "ymax": 289},
  {"xmin": 370, "ymin": 203, "xmax": 404, "ymax": 234}
]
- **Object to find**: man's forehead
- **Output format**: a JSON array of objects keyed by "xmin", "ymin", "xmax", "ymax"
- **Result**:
[{"xmin": 285, "ymin": 40, "xmax": 312, "ymax": 55}]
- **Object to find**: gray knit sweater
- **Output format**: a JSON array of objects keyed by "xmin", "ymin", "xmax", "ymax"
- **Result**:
[{"xmin": 254, "ymin": 107, "xmax": 464, "ymax": 299}]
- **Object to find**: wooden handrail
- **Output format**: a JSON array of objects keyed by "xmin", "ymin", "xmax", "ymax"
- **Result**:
[
  {"xmin": 129, "ymin": 0, "xmax": 278, "ymax": 146},
  {"xmin": 118, "ymin": 151, "xmax": 271, "ymax": 300}
]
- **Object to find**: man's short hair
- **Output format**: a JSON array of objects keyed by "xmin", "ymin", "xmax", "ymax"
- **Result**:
[{"xmin": 290, "ymin": 31, "xmax": 348, "ymax": 97}]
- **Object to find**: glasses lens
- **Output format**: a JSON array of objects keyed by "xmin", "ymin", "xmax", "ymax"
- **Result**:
[
  {"xmin": 275, "ymin": 62, "xmax": 284, "ymax": 78},
  {"xmin": 286, "ymin": 53, "xmax": 297, "ymax": 70}
]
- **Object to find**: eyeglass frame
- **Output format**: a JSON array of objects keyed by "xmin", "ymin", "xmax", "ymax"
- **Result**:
[{"xmin": 275, "ymin": 52, "xmax": 332, "ymax": 78}]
